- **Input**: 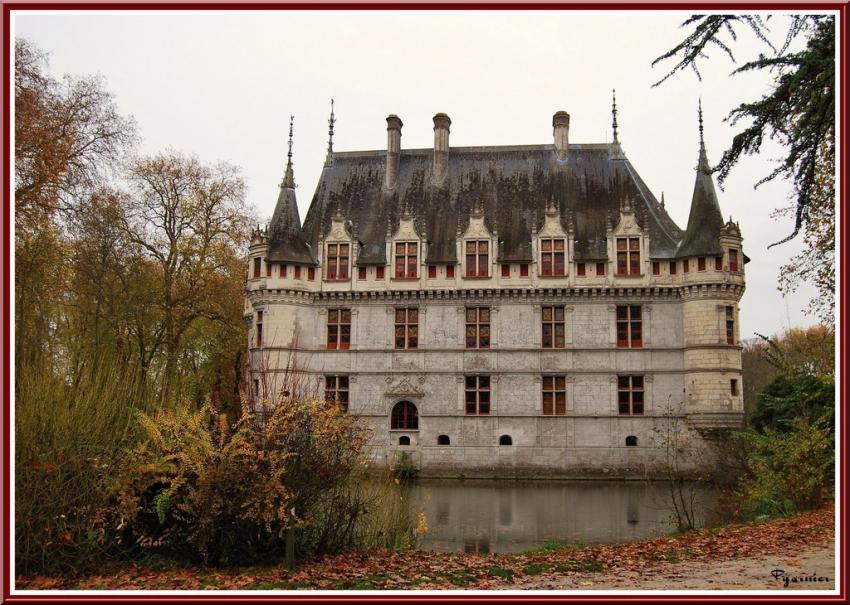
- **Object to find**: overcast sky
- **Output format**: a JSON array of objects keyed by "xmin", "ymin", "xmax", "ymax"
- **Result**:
[{"xmin": 13, "ymin": 10, "xmax": 835, "ymax": 338}]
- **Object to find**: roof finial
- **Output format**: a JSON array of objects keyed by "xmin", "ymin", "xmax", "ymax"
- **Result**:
[
  {"xmin": 325, "ymin": 99, "xmax": 336, "ymax": 167},
  {"xmin": 282, "ymin": 115, "xmax": 296, "ymax": 188},
  {"xmin": 660, "ymin": 191, "xmax": 666, "ymax": 209},
  {"xmin": 698, "ymin": 98, "xmax": 704, "ymax": 150},
  {"xmin": 612, "ymin": 88, "xmax": 619, "ymax": 145}
]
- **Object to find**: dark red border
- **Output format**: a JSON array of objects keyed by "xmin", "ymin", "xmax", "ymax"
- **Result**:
[{"xmin": 2, "ymin": 2, "xmax": 847, "ymax": 603}]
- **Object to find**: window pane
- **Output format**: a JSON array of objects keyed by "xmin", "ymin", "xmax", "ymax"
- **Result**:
[
  {"xmin": 326, "ymin": 376, "xmax": 335, "ymax": 388},
  {"xmin": 329, "ymin": 309, "xmax": 338, "ymax": 323},
  {"xmin": 542, "ymin": 392, "xmax": 553, "ymax": 415},
  {"xmin": 618, "ymin": 376, "xmax": 630, "ymax": 389},
  {"xmin": 541, "ymin": 240, "xmax": 552, "ymax": 252},
  {"xmin": 339, "ymin": 376, "xmax": 349, "ymax": 388},
  {"xmin": 466, "ymin": 308, "xmax": 477, "ymax": 322},
  {"xmin": 479, "ymin": 376, "xmax": 490, "ymax": 389},
  {"xmin": 616, "ymin": 306, "xmax": 627, "ymax": 320},
  {"xmin": 479, "ymin": 326, "xmax": 490, "ymax": 347},
  {"xmin": 478, "ymin": 241, "xmax": 488, "ymax": 253},
  {"xmin": 396, "ymin": 243, "xmax": 405, "ymax": 254},
  {"xmin": 555, "ymin": 307, "xmax": 564, "ymax": 321},
  {"xmin": 408, "ymin": 309, "xmax": 418, "ymax": 322},
  {"xmin": 542, "ymin": 307, "xmax": 552, "ymax": 321},
  {"xmin": 395, "ymin": 309, "xmax": 406, "ymax": 323},
  {"xmin": 554, "ymin": 325, "xmax": 565, "ymax": 348},
  {"xmin": 555, "ymin": 376, "xmax": 566, "ymax": 390},
  {"xmin": 466, "ymin": 241, "xmax": 477, "ymax": 253},
  {"xmin": 542, "ymin": 324, "xmax": 552, "ymax": 348},
  {"xmin": 341, "ymin": 310, "xmax": 351, "ymax": 323},
  {"xmin": 629, "ymin": 238, "xmax": 640, "ymax": 251},
  {"xmin": 542, "ymin": 376, "xmax": 553, "ymax": 389},
  {"xmin": 632, "ymin": 376, "xmax": 643, "ymax": 389},
  {"xmin": 465, "ymin": 376, "xmax": 476, "ymax": 389},
  {"xmin": 479, "ymin": 308, "xmax": 490, "ymax": 322},
  {"xmin": 555, "ymin": 392, "xmax": 566, "ymax": 415},
  {"xmin": 554, "ymin": 239, "xmax": 565, "ymax": 251}
]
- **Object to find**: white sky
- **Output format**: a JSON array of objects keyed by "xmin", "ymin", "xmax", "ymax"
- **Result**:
[{"xmin": 13, "ymin": 10, "xmax": 836, "ymax": 338}]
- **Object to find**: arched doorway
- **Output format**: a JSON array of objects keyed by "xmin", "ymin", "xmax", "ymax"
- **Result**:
[{"xmin": 391, "ymin": 400, "xmax": 418, "ymax": 430}]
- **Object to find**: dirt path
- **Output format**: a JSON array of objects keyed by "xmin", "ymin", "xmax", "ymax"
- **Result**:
[{"xmin": 511, "ymin": 541, "xmax": 836, "ymax": 590}]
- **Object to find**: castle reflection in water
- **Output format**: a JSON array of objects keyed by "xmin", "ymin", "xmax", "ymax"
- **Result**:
[{"xmin": 411, "ymin": 480, "xmax": 717, "ymax": 554}]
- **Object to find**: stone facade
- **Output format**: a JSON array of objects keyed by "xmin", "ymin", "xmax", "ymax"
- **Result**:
[{"xmin": 244, "ymin": 106, "xmax": 746, "ymax": 477}]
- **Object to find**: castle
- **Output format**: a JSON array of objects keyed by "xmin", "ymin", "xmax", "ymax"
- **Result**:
[{"xmin": 244, "ymin": 98, "xmax": 746, "ymax": 477}]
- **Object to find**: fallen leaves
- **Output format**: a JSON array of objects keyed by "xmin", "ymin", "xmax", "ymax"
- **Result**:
[{"xmin": 16, "ymin": 502, "xmax": 834, "ymax": 591}]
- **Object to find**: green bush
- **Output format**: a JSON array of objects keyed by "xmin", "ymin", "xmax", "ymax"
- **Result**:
[
  {"xmin": 15, "ymin": 357, "xmax": 148, "ymax": 575},
  {"xmin": 750, "ymin": 372, "xmax": 834, "ymax": 434},
  {"xmin": 112, "ymin": 396, "xmax": 372, "ymax": 565},
  {"xmin": 737, "ymin": 417, "xmax": 834, "ymax": 519}
]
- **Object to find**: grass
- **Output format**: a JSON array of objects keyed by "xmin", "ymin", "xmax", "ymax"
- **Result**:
[
  {"xmin": 524, "ymin": 540, "xmax": 587, "ymax": 554},
  {"xmin": 488, "ymin": 567, "xmax": 515, "ymax": 581}
]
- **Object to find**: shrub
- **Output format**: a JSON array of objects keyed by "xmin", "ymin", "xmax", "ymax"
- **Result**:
[
  {"xmin": 112, "ymin": 396, "xmax": 371, "ymax": 565},
  {"xmin": 750, "ymin": 372, "xmax": 834, "ymax": 434},
  {"xmin": 15, "ymin": 357, "xmax": 147, "ymax": 575},
  {"xmin": 737, "ymin": 417, "xmax": 834, "ymax": 519}
]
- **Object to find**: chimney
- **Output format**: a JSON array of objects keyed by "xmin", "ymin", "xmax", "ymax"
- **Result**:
[
  {"xmin": 385, "ymin": 114, "xmax": 403, "ymax": 189},
  {"xmin": 432, "ymin": 112, "xmax": 451, "ymax": 183},
  {"xmin": 553, "ymin": 111, "xmax": 570, "ymax": 161}
]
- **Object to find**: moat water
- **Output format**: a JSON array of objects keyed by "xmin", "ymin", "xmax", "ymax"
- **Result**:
[{"xmin": 409, "ymin": 480, "xmax": 718, "ymax": 554}]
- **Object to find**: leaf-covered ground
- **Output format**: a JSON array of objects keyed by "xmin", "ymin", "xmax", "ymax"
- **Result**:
[{"xmin": 17, "ymin": 503, "xmax": 834, "ymax": 591}]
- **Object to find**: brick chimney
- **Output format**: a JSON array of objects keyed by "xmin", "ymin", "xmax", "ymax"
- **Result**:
[
  {"xmin": 385, "ymin": 114, "xmax": 403, "ymax": 189},
  {"xmin": 432, "ymin": 113, "xmax": 451, "ymax": 183},
  {"xmin": 553, "ymin": 111, "xmax": 570, "ymax": 161}
]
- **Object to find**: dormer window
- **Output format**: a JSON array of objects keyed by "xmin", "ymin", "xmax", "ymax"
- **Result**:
[
  {"xmin": 253, "ymin": 257, "xmax": 261, "ymax": 279},
  {"xmin": 325, "ymin": 243, "xmax": 349, "ymax": 280},
  {"xmin": 394, "ymin": 242, "xmax": 418, "ymax": 279},
  {"xmin": 616, "ymin": 238, "xmax": 641, "ymax": 276},
  {"xmin": 540, "ymin": 238, "xmax": 566, "ymax": 276},
  {"xmin": 465, "ymin": 241, "xmax": 489, "ymax": 277}
]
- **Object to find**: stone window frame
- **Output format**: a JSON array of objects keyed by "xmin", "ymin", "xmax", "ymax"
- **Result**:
[
  {"xmin": 539, "ymin": 237, "xmax": 567, "ymax": 277},
  {"xmin": 254, "ymin": 310, "xmax": 263, "ymax": 348},
  {"xmin": 725, "ymin": 305, "xmax": 736, "ymax": 345},
  {"xmin": 464, "ymin": 306, "xmax": 491, "ymax": 349},
  {"xmin": 464, "ymin": 374, "xmax": 492, "ymax": 415},
  {"xmin": 609, "ymin": 304, "xmax": 651, "ymax": 347},
  {"xmin": 324, "ymin": 242, "xmax": 351, "ymax": 280},
  {"xmin": 728, "ymin": 248, "xmax": 740, "ymax": 272},
  {"xmin": 541, "ymin": 374, "xmax": 567, "ymax": 416},
  {"xmin": 390, "ymin": 400, "xmax": 419, "ymax": 430},
  {"xmin": 617, "ymin": 375, "xmax": 645, "ymax": 415},
  {"xmin": 393, "ymin": 241, "xmax": 420, "ymax": 279},
  {"xmin": 541, "ymin": 305, "xmax": 566, "ymax": 349},
  {"xmin": 615, "ymin": 237, "xmax": 642, "ymax": 276},
  {"xmin": 615, "ymin": 305, "xmax": 643, "ymax": 348},
  {"xmin": 326, "ymin": 308, "xmax": 352, "ymax": 350},
  {"xmin": 324, "ymin": 375, "xmax": 350, "ymax": 411},
  {"xmin": 394, "ymin": 307, "xmax": 419, "ymax": 350},
  {"xmin": 464, "ymin": 239, "xmax": 491, "ymax": 278},
  {"xmin": 252, "ymin": 257, "xmax": 262, "ymax": 279}
]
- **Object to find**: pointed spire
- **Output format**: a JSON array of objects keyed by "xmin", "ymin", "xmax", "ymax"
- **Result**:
[
  {"xmin": 325, "ymin": 99, "xmax": 336, "ymax": 167},
  {"xmin": 611, "ymin": 89, "xmax": 619, "ymax": 144},
  {"xmin": 660, "ymin": 191, "xmax": 666, "ymax": 209},
  {"xmin": 282, "ymin": 115, "xmax": 296, "ymax": 188},
  {"xmin": 696, "ymin": 99, "xmax": 710, "ymax": 174}
]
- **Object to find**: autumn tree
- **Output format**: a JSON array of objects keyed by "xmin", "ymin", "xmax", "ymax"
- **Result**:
[
  {"xmin": 653, "ymin": 15, "xmax": 836, "ymax": 325},
  {"xmin": 14, "ymin": 38, "xmax": 136, "ymax": 370},
  {"xmin": 122, "ymin": 153, "xmax": 253, "ymax": 398}
]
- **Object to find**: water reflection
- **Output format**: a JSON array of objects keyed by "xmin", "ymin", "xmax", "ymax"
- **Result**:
[{"xmin": 411, "ymin": 480, "xmax": 716, "ymax": 554}]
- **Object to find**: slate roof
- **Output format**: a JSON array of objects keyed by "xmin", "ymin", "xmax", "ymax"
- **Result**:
[
  {"xmin": 267, "ymin": 140, "xmax": 728, "ymax": 265},
  {"xmin": 675, "ymin": 145, "xmax": 725, "ymax": 258}
]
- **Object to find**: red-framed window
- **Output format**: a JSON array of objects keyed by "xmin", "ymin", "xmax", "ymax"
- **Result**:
[
  {"xmin": 501, "ymin": 263, "xmax": 510, "ymax": 277},
  {"xmin": 308, "ymin": 267, "xmax": 315, "ymax": 281},
  {"xmin": 465, "ymin": 375, "xmax": 491, "ymax": 415},
  {"xmin": 395, "ymin": 242, "xmax": 418, "ymax": 278},
  {"xmin": 542, "ymin": 375, "xmax": 567, "ymax": 416},
  {"xmin": 715, "ymin": 256, "xmax": 723, "ymax": 271},
  {"xmin": 327, "ymin": 309, "xmax": 351, "ymax": 350},
  {"xmin": 376, "ymin": 266, "xmax": 385, "ymax": 279},
  {"xmin": 255, "ymin": 311, "xmax": 263, "ymax": 348},
  {"xmin": 294, "ymin": 265, "xmax": 301, "ymax": 279},
  {"xmin": 596, "ymin": 262, "xmax": 606, "ymax": 276},
  {"xmin": 618, "ymin": 375, "xmax": 644, "ymax": 415},
  {"xmin": 540, "ymin": 238, "xmax": 566, "ymax": 276},
  {"xmin": 683, "ymin": 259, "xmax": 690, "ymax": 273},
  {"xmin": 669, "ymin": 261, "xmax": 677, "ymax": 275},
  {"xmin": 616, "ymin": 237, "xmax": 641, "ymax": 275},
  {"xmin": 325, "ymin": 243, "xmax": 350, "ymax": 280},
  {"xmin": 446, "ymin": 265, "xmax": 455, "ymax": 279},
  {"xmin": 520, "ymin": 263, "xmax": 529, "ymax": 277},
  {"xmin": 541, "ymin": 306, "xmax": 565, "ymax": 349},
  {"xmin": 253, "ymin": 257, "xmax": 261, "ymax": 278},
  {"xmin": 698, "ymin": 257, "xmax": 706, "ymax": 271},
  {"xmin": 358, "ymin": 266, "xmax": 367, "ymax": 280},
  {"xmin": 577, "ymin": 263, "xmax": 586, "ymax": 277},
  {"xmin": 325, "ymin": 375, "xmax": 349, "ymax": 411},
  {"xmin": 394, "ymin": 308, "xmax": 419, "ymax": 350},
  {"xmin": 616, "ymin": 305, "xmax": 642, "ymax": 348},
  {"xmin": 391, "ymin": 400, "xmax": 418, "ymax": 429},
  {"xmin": 729, "ymin": 249, "xmax": 739, "ymax": 272},
  {"xmin": 465, "ymin": 241, "xmax": 490, "ymax": 277},
  {"xmin": 266, "ymin": 259, "xmax": 272, "ymax": 277},
  {"xmin": 652, "ymin": 262, "xmax": 660, "ymax": 276},
  {"xmin": 726, "ymin": 306, "xmax": 735, "ymax": 345},
  {"xmin": 281, "ymin": 264, "xmax": 288, "ymax": 278},
  {"xmin": 428, "ymin": 265, "xmax": 437, "ymax": 279},
  {"xmin": 465, "ymin": 307, "xmax": 490, "ymax": 349}
]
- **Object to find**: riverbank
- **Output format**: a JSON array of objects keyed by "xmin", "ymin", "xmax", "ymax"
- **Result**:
[{"xmin": 17, "ymin": 503, "xmax": 834, "ymax": 591}]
